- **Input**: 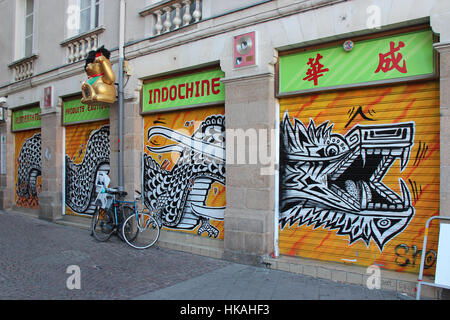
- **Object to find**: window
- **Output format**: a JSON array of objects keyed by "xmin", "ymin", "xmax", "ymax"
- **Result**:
[
  {"xmin": 66, "ymin": 0, "xmax": 100, "ymax": 37},
  {"xmin": 79, "ymin": 0, "xmax": 99, "ymax": 34},
  {"xmin": 24, "ymin": 0, "xmax": 34, "ymax": 57}
]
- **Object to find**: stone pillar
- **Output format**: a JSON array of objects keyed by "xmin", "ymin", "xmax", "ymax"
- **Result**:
[
  {"xmin": 0, "ymin": 109, "xmax": 15, "ymax": 210},
  {"xmin": 109, "ymin": 101, "xmax": 119, "ymax": 189},
  {"xmin": 109, "ymin": 79, "xmax": 143, "ymax": 199},
  {"xmin": 39, "ymin": 106, "xmax": 64, "ymax": 221},
  {"xmin": 222, "ymin": 73, "xmax": 277, "ymax": 265},
  {"xmin": 123, "ymin": 81, "xmax": 143, "ymax": 199},
  {"xmin": 435, "ymin": 42, "xmax": 450, "ymax": 218}
]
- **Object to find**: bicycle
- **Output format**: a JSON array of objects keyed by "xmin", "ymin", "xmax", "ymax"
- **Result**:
[
  {"xmin": 91, "ymin": 172, "xmax": 160, "ymax": 249},
  {"xmin": 91, "ymin": 187, "xmax": 135, "ymax": 242},
  {"xmin": 121, "ymin": 190, "xmax": 160, "ymax": 250},
  {"xmin": 91, "ymin": 172, "xmax": 135, "ymax": 242}
]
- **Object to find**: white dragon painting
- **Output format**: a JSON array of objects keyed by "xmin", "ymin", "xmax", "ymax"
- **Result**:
[{"xmin": 143, "ymin": 114, "xmax": 226, "ymax": 238}]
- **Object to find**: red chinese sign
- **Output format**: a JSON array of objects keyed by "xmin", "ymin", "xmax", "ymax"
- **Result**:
[
  {"xmin": 375, "ymin": 41, "xmax": 407, "ymax": 74},
  {"xmin": 302, "ymin": 53, "xmax": 330, "ymax": 86}
]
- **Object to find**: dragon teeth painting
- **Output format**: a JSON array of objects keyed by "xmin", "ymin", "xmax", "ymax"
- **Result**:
[{"xmin": 280, "ymin": 112, "xmax": 415, "ymax": 251}]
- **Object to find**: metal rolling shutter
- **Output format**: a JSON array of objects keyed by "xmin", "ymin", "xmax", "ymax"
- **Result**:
[
  {"xmin": 142, "ymin": 105, "xmax": 226, "ymax": 239},
  {"xmin": 278, "ymin": 81, "xmax": 440, "ymax": 275},
  {"xmin": 14, "ymin": 129, "xmax": 41, "ymax": 209},
  {"xmin": 64, "ymin": 120, "xmax": 110, "ymax": 216}
]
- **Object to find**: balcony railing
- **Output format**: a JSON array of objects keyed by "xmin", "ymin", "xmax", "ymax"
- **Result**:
[
  {"xmin": 8, "ymin": 54, "xmax": 38, "ymax": 82},
  {"xmin": 60, "ymin": 27, "xmax": 105, "ymax": 64},
  {"xmin": 139, "ymin": 0, "xmax": 202, "ymax": 36}
]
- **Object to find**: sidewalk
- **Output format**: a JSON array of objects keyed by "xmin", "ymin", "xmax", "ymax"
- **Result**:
[
  {"xmin": 134, "ymin": 263, "xmax": 406, "ymax": 300},
  {"xmin": 0, "ymin": 209, "xmax": 410, "ymax": 300}
]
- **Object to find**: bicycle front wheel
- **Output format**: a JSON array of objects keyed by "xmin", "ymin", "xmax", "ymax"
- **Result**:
[
  {"xmin": 122, "ymin": 212, "xmax": 160, "ymax": 249},
  {"xmin": 91, "ymin": 206, "xmax": 115, "ymax": 242}
]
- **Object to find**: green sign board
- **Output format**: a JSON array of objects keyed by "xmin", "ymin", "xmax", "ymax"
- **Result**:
[
  {"xmin": 12, "ymin": 106, "xmax": 41, "ymax": 132},
  {"xmin": 279, "ymin": 29, "xmax": 435, "ymax": 95},
  {"xmin": 63, "ymin": 97, "xmax": 109, "ymax": 125},
  {"xmin": 142, "ymin": 68, "xmax": 226, "ymax": 113}
]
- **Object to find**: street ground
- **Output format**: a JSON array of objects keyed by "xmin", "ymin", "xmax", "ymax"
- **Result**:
[{"xmin": 0, "ymin": 209, "xmax": 409, "ymax": 301}]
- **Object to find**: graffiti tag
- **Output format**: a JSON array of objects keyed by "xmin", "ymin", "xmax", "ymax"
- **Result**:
[{"xmin": 394, "ymin": 244, "xmax": 436, "ymax": 269}]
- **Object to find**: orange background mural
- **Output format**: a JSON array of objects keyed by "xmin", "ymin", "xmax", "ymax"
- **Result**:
[
  {"xmin": 65, "ymin": 120, "xmax": 109, "ymax": 216},
  {"xmin": 279, "ymin": 81, "xmax": 440, "ymax": 276},
  {"xmin": 143, "ymin": 105, "xmax": 226, "ymax": 239},
  {"xmin": 15, "ymin": 129, "xmax": 41, "ymax": 209}
]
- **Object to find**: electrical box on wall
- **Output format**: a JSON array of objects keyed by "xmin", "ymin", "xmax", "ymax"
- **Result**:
[{"xmin": 233, "ymin": 31, "xmax": 256, "ymax": 68}]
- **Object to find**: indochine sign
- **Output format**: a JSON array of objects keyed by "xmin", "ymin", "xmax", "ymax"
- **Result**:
[
  {"xmin": 142, "ymin": 68, "xmax": 226, "ymax": 113},
  {"xmin": 278, "ymin": 29, "xmax": 435, "ymax": 94}
]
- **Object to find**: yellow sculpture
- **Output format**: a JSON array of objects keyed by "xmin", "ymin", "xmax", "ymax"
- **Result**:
[{"xmin": 81, "ymin": 46, "xmax": 116, "ymax": 106}]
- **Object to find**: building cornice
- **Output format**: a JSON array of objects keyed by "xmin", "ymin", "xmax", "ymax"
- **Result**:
[
  {"xmin": 434, "ymin": 41, "xmax": 450, "ymax": 54},
  {"xmin": 125, "ymin": 0, "xmax": 345, "ymax": 60}
]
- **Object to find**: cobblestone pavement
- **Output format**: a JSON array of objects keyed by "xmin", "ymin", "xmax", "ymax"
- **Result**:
[
  {"xmin": 0, "ymin": 210, "xmax": 230, "ymax": 300},
  {"xmin": 0, "ymin": 210, "xmax": 407, "ymax": 300}
]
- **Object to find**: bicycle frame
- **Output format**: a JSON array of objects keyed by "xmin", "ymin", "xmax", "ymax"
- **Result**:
[
  {"xmin": 95, "ymin": 187, "xmax": 135, "ymax": 230},
  {"xmin": 112, "ymin": 198, "xmax": 136, "ymax": 226}
]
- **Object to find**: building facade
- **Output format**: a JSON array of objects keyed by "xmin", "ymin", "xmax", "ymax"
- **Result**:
[{"xmin": 1, "ymin": 0, "xmax": 449, "ymax": 298}]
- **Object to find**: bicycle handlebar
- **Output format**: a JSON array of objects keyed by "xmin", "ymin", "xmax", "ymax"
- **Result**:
[{"xmin": 104, "ymin": 188, "xmax": 128, "ymax": 197}]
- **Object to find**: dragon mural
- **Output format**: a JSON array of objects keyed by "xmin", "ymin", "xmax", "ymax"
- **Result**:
[
  {"xmin": 16, "ymin": 132, "xmax": 42, "ymax": 205},
  {"xmin": 65, "ymin": 125, "xmax": 110, "ymax": 215},
  {"xmin": 143, "ymin": 114, "xmax": 225, "ymax": 238},
  {"xmin": 280, "ymin": 112, "xmax": 415, "ymax": 251}
]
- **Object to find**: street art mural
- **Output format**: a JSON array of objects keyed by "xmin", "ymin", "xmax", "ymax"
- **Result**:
[
  {"xmin": 143, "ymin": 106, "xmax": 226, "ymax": 239},
  {"xmin": 65, "ymin": 121, "xmax": 110, "ymax": 216},
  {"xmin": 278, "ymin": 81, "xmax": 440, "ymax": 275},
  {"xmin": 15, "ymin": 129, "xmax": 42, "ymax": 209},
  {"xmin": 280, "ymin": 114, "xmax": 415, "ymax": 251}
]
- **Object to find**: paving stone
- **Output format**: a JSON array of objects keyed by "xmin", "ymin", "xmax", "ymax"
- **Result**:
[{"xmin": 0, "ymin": 210, "xmax": 411, "ymax": 300}]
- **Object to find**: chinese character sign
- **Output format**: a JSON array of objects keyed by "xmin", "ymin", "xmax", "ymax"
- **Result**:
[
  {"xmin": 375, "ymin": 41, "xmax": 407, "ymax": 74},
  {"xmin": 303, "ymin": 53, "xmax": 330, "ymax": 86},
  {"xmin": 279, "ymin": 30, "xmax": 434, "ymax": 94}
]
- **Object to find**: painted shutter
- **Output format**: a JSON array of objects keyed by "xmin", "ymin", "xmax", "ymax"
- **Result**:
[
  {"xmin": 64, "ymin": 120, "xmax": 110, "ymax": 216},
  {"xmin": 278, "ymin": 81, "xmax": 440, "ymax": 276},
  {"xmin": 15, "ymin": 128, "xmax": 41, "ymax": 209},
  {"xmin": 142, "ymin": 105, "xmax": 226, "ymax": 239}
]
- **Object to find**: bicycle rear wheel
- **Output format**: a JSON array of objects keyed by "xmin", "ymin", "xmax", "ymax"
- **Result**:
[
  {"xmin": 122, "ymin": 212, "xmax": 160, "ymax": 249},
  {"xmin": 91, "ymin": 206, "xmax": 115, "ymax": 242}
]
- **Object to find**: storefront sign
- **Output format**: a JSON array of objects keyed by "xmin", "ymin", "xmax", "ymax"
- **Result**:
[
  {"xmin": 279, "ymin": 29, "xmax": 435, "ymax": 95},
  {"xmin": 12, "ymin": 106, "xmax": 41, "ymax": 132},
  {"xmin": 63, "ymin": 96, "xmax": 110, "ymax": 125},
  {"xmin": 142, "ymin": 68, "xmax": 225, "ymax": 113}
]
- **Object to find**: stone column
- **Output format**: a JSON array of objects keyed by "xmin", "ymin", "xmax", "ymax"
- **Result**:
[
  {"xmin": 109, "ymin": 101, "xmax": 119, "ymax": 190},
  {"xmin": 0, "ymin": 109, "xmax": 15, "ymax": 210},
  {"xmin": 109, "ymin": 79, "xmax": 143, "ymax": 199},
  {"xmin": 435, "ymin": 42, "xmax": 450, "ymax": 218},
  {"xmin": 222, "ymin": 73, "xmax": 277, "ymax": 265},
  {"xmin": 39, "ymin": 105, "xmax": 64, "ymax": 221},
  {"xmin": 123, "ymin": 81, "xmax": 143, "ymax": 199}
]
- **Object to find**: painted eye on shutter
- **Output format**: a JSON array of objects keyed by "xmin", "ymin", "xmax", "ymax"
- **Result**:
[{"xmin": 325, "ymin": 144, "xmax": 339, "ymax": 156}]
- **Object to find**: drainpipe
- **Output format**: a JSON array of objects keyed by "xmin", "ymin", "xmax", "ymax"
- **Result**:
[
  {"xmin": 274, "ymin": 101, "xmax": 280, "ymax": 258},
  {"xmin": 118, "ymin": 0, "xmax": 125, "ymax": 191}
]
